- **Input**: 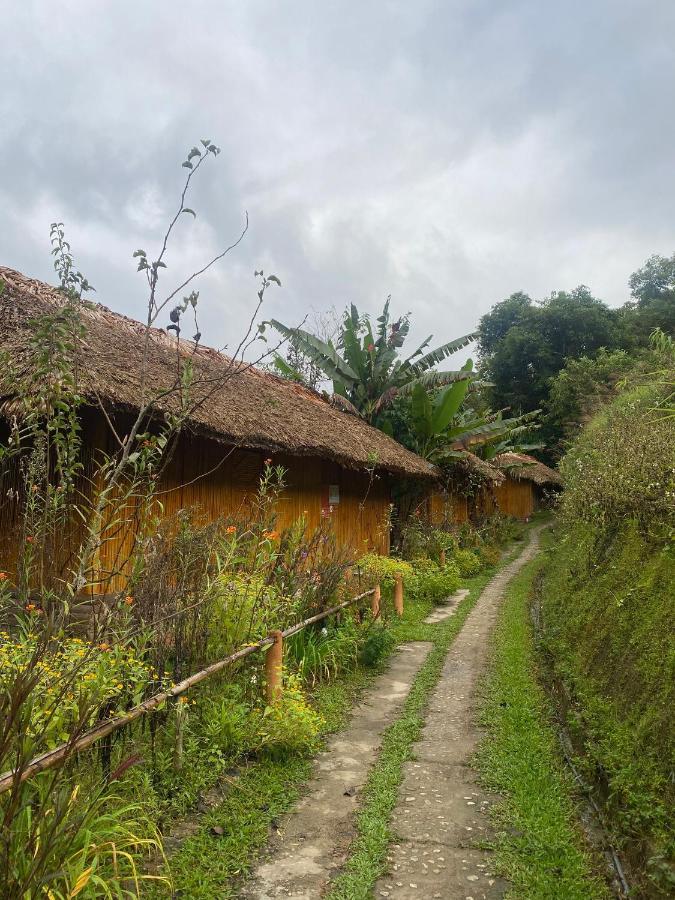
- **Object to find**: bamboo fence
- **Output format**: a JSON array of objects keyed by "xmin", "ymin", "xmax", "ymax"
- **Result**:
[{"xmin": 0, "ymin": 585, "xmax": 383, "ymax": 795}]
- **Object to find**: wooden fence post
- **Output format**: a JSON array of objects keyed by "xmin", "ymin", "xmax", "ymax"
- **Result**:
[
  {"xmin": 371, "ymin": 583, "xmax": 381, "ymax": 620},
  {"xmin": 265, "ymin": 630, "xmax": 284, "ymax": 703},
  {"xmin": 440, "ymin": 548, "xmax": 446, "ymax": 567},
  {"xmin": 394, "ymin": 573, "xmax": 404, "ymax": 617}
]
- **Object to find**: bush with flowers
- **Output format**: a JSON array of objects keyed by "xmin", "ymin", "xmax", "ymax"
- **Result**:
[{"xmin": 0, "ymin": 629, "xmax": 160, "ymax": 749}]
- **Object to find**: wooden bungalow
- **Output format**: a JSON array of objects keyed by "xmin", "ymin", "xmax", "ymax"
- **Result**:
[
  {"xmin": 0, "ymin": 268, "xmax": 437, "ymax": 590},
  {"xmin": 489, "ymin": 452, "xmax": 562, "ymax": 519},
  {"xmin": 427, "ymin": 453, "xmax": 505, "ymax": 526}
]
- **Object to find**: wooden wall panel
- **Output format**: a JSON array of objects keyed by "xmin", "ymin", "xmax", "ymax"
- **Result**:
[
  {"xmin": 429, "ymin": 489, "xmax": 469, "ymax": 526},
  {"xmin": 0, "ymin": 411, "xmax": 394, "ymax": 593},
  {"xmin": 492, "ymin": 478, "xmax": 534, "ymax": 519}
]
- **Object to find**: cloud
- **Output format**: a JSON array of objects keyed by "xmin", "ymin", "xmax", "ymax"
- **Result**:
[{"xmin": 2, "ymin": 0, "xmax": 674, "ymax": 363}]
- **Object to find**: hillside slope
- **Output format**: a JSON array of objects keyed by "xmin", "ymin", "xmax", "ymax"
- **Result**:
[{"xmin": 540, "ymin": 380, "xmax": 674, "ymax": 897}]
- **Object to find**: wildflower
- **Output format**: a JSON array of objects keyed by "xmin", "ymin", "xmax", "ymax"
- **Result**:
[
  {"xmin": 25, "ymin": 603, "xmax": 36, "ymax": 612},
  {"xmin": 262, "ymin": 530, "xmax": 279, "ymax": 540},
  {"xmin": 321, "ymin": 627, "xmax": 328, "ymax": 636},
  {"xmin": 367, "ymin": 343, "xmax": 375, "ymax": 352},
  {"xmin": 25, "ymin": 536, "xmax": 35, "ymax": 544},
  {"xmin": 250, "ymin": 674, "xmax": 258, "ymax": 684},
  {"xmin": 0, "ymin": 572, "xmax": 8, "ymax": 580},
  {"xmin": 226, "ymin": 525, "xmax": 237, "ymax": 535},
  {"xmin": 123, "ymin": 595, "xmax": 134, "ymax": 606},
  {"xmin": 98, "ymin": 643, "xmax": 110, "ymax": 652}
]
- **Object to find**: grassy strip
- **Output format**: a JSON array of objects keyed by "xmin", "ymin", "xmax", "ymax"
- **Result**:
[
  {"xmin": 325, "ymin": 557, "xmax": 519, "ymax": 900},
  {"xmin": 474, "ymin": 552, "xmax": 608, "ymax": 899}
]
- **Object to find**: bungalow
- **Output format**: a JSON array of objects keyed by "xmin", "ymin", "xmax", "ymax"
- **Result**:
[
  {"xmin": 0, "ymin": 267, "xmax": 437, "ymax": 591},
  {"xmin": 490, "ymin": 452, "xmax": 562, "ymax": 519}
]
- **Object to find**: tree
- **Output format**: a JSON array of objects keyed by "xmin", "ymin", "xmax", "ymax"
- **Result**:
[
  {"xmin": 547, "ymin": 348, "xmax": 635, "ymax": 450},
  {"xmin": 620, "ymin": 253, "xmax": 675, "ymax": 343},
  {"xmin": 478, "ymin": 286, "xmax": 619, "ymax": 460},
  {"xmin": 271, "ymin": 300, "xmax": 476, "ymax": 426}
]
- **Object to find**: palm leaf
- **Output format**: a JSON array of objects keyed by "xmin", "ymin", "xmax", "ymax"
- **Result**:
[
  {"xmin": 431, "ymin": 378, "xmax": 471, "ymax": 434},
  {"xmin": 407, "ymin": 332, "xmax": 477, "ymax": 375},
  {"xmin": 411, "ymin": 382, "xmax": 433, "ymax": 440},
  {"xmin": 270, "ymin": 353, "xmax": 305, "ymax": 383},
  {"xmin": 270, "ymin": 320, "xmax": 358, "ymax": 386},
  {"xmin": 402, "ymin": 334, "xmax": 433, "ymax": 364},
  {"xmin": 396, "ymin": 369, "xmax": 474, "ymax": 396}
]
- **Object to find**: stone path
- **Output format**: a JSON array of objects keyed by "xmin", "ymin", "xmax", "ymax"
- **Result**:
[
  {"xmin": 242, "ymin": 642, "xmax": 433, "ymax": 899},
  {"xmin": 374, "ymin": 528, "xmax": 544, "ymax": 900},
  {"xmin": 424, "ymin": 589, "xmax": 469, "ymax": 624}
]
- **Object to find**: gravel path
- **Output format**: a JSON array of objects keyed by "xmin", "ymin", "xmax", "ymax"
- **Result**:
[
  {"xmin": 241, "ymin": 642, "xmax": 433, "ymax": 899},
  {"xmin": 374, "ymin": 528, "xmax": 544, "ymax": 900}
]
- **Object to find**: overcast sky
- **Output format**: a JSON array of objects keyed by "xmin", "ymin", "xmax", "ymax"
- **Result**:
[{"xmin": 2, "ymin": 0, "xmax": 674, "ymax": 361}]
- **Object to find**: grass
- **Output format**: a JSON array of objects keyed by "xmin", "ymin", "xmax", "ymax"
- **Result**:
[
  {"xmin": 325, "ymin": 549, "xmax": 524, "ymax": 900},
  {"xmin": 474, "ymin": 549, "xmax": 608, "ymax": 899}
]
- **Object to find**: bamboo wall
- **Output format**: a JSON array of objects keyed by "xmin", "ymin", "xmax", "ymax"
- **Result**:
[
  {"xmin": 428, "ymin": 489, "xmax": 469, "ymax": 526},
  {"xmin": 0, "ymin": 409, "xmax": 392, "ymax": 594},
  {"xmin": 427, "ymin": 476, "xmax": 536, "ymax": 527},
  {"xmin": 491, "ymin": 478, "xmax": 535, "ymax": 519}
]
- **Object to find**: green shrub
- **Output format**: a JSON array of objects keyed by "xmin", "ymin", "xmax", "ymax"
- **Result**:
[
  {"xmin": 409, "ymin": 559, "xmax": 461, "ymax": 602},
  {"xmin": 477, "ymin": 544, "xmax": 501, "ymax": 568},
  {"xmin": 286, "ymin": 620, "xmax": 361, "ymax": 685},
  {"xmin": 200, "ymin": 687, "xmax": 251, "ymax": 760},
  {"xmin": 359, "ymin": 621, "xmax": 395, "ymax": 668},
  {"xmin": 452, "ymin": 548, "xmax": 481, "ymax": 577},
  {"xmin": 355, "ymin": 553, "xmax": 414, "ymax": 589},
  {"xmin": 541, "ymin": 375, "xmax": 675, "ymax": 895},
  {"xmin": 249, "ymin": 675, "xmax": 324, "ymax": 759}
]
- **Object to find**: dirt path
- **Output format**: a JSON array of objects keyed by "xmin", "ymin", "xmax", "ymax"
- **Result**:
[
  {"xmin": 241, "ymin": 642, "xmax": 433, "ymax": 900},
  {"xmin": 374, "ymin": 527, "xmax": 544, "ymax": 900}
]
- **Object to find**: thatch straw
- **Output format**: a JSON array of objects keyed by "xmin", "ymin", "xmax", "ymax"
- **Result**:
[
  {"xmin": 0, "ymin": 268, "xmax": 437, "ymax": 480},
  {"xmin": 493, "ymin": 452, "xmax": 562, "ymax": 486}
]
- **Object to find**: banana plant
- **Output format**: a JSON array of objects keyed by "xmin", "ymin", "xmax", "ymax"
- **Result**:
[
  {"xmin": 270, "ymin": 299, "xmax": 476, "ymax": 425},
  {"xmin": 406, "ymin": 370, "xmax": 542, "ymax": 463}
]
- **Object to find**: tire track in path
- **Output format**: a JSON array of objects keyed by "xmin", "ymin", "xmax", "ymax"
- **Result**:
[{"xmin": 374, "ymin": 527, "xmax": 545, "ymax": 900}]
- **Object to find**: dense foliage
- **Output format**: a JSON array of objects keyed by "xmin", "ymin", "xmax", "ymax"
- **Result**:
[
  {"xmin": 477, "ymin": 257, "xmax": 675, "ymax": 460},
  {"xmin": 540, "ymin": 375, "xmax": 675, "ymax": 895}
]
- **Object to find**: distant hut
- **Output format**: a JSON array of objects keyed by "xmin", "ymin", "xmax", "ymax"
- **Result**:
[
  {"xmin": 0, "ymin": 268, "xmax": 437, "ymax": 590},
  {"xmin": 490, "ymin": 452, "xmax": 562, "ymax": 519},
  {"xmin": 428, "ymin": 453, "xmax": 505, "ymax": 526}
]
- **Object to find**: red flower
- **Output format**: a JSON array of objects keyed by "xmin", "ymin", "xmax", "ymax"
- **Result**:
[{"xmin": 367, "ymin": 343, "xmax": 375, "ymax": 352}]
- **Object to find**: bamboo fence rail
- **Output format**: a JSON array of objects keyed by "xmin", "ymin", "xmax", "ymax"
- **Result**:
[{"xmin": 0, "ymin": 586, "xmax": 379, "ymax": 795}]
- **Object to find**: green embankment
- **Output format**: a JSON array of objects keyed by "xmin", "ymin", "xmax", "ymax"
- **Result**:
[
  {"xmin": 539, "ymin": 381, "xmax": 675, "ymax": 896},
  {"xmin": 476, "ymin": 547, "xmax": 608, "ymax": 899}
]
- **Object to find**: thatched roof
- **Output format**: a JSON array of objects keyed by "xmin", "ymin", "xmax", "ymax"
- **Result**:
[
  {"xmin": 455, "ymin": 452, "xmax": 505, "ymax": 484},
  {"xmin": 0, "ymin": 267, "xmax": 437, "ymax": 480},
  {"xmin": 493, "ymin": 452, "xmax": 562, "ymax": 487}
]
